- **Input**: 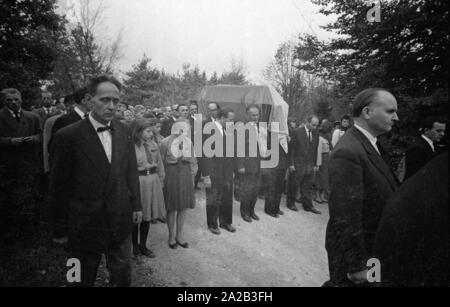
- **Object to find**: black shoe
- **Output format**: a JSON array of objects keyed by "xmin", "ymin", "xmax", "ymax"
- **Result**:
[
  {"xmin": 209, "ymin": 227, "xmax": 221, "ymax": 235},
  {"xmin": 157, "ymin": 217, "xmax": 166, "ymax": 223},
  {"xmin": 220, "ymin": 224, "xmax": 236, "ymax": 233},
  {"xmin": 168, "ymin": 242, "xmax": 177, "ymax": 249},
  {"xmin": 287, "ymin": 205, "xmax": 299, "ymax": 212},
  {"xmin": 150, "ymin": 219, "xmax": 158, "ymax": 224},
  {"xmin": 267, "ymin": 212, "xmax": 279, "ymax": 218},
  {"xmin": 305, "ymin": 207, "xmax": 322, "ymax": 215},
  {"xmin": 250, "ymin": 213, "xmax": 260, "ymax": 221},
  {"xmin": 133, "ymin": 245, "xmax": 140, "ymax": 256},
  {"xmin": 140, "ymin": 246, "xmax": 155, "ymax": 258},
  {"xmin": 242, "ymin": 215, "xmax": 252, "ymax": 223},
  {"xmin": 176, "ymin": 241, "xmax": 189, "ymax": 249},
  {"xmin": 295, "ymin": 198, "xmax": 303, "ymax": 204},
  {"xmin": 278, "ymin": 210, "xmax": 284, "ymax": 215}
]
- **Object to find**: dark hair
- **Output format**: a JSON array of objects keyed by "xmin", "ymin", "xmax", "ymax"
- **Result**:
[
  {"xmin": 208, "ymin": 102, "xmax": 220, "ymax": 110},
  {"xmin": 319, "ymin": 120, "xmax": 333, "ymax": 134},
  {"xmin": 73, "ymin": 87, "xmax": 89, "ymax": 105},
  {"xmin": 341, "ymin": 115, "xmax": 351, "ymax": 122},
  {"xmin": 420, "ymin": 116, "xmax": 446, "ymax": 131},
  {"xmin": 132, "ymin": 119, "xmax": 153, "ymax": 146},
  {"xmin": 1, "ymin": 88, "xmax": 21, "ymax": 100},
  {"xmin": 246, "ymin": 104, "xmax": 260, "ymax": 114},
  {"xmin": 352, "ymin": 88, "xmax": 389, "ymax": 117},
  {"xmin": 177, "ymin": 104, "xmax": 187, "ymax": 111},
  {"xmin": 87, "ymin": 75, "xmax": 122, "ymax": 96},
  {"xmin": 217, "ymin": 108, "xmax": 233, "ymax": 119}
]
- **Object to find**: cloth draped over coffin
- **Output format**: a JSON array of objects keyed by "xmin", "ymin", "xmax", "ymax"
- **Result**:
[{"xmin": 197, "ymin": 85, "xmax": 290, "ymax": 153}]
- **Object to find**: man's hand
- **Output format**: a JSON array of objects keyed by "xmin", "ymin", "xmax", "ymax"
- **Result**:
[
  {"xmin": 203, "ymin": 176, "xmax": 212, "ymax": 189},
  {"xmin": 238, "ymin": 168, "xmax": 246, "ymax": 175},
  {"xmin": 133, "ymin": 211, "xmax": 143, "ymax": 224},
  {"xmin": 347, "ymin": 270, "xmax": 368, "ymax": 284},
  {"xmin": 289, "ymin": 165, "xmax": 296, "ymax": 172},
  {"xmin": 10, "ymin": 137, "xmax": 24, "ymax": 146}
]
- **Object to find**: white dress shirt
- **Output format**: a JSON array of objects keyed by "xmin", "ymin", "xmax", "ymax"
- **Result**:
[
  {"xmin": 74, "ymin": 106, "xmax": 86, "ymax": 119},
  {"xmin": 421, "ymin": 134, "xmax": 435, "ymax": 152},
  {"xmin": 89, "ymin": 114, "xmax": 112, "ymax": 163},
  {"xmin": 214, "ymin": 120, "xmax": 224, "ymax": 136},
  {"xmin": 354, "ymin": 124, "xmax": 380, "ymax": 155}
]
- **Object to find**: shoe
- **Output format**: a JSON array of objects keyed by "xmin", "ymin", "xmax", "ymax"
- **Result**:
[
  {"xmin": 220, "ymin": 224, "xmax": 236, "ymax": 233},
  {"xmin": 295, "ymin": 198, "xmax": 303, "ymax": 204},
  {"xmin": 168, "ymin": 242, "xmax": 178, "ymax": 249},
  {"xmin": 195, "ymin": 186, "xmax": 201, "ymax": 190},
  {"xmin": 242, "ymin": 215, "xmax": 252, "ymax": 223},
  {"xmin": 250, "ymin": 213, "xmax": 260, "ymax": 221},
  {"xmin": 176, "ymin": 241, "xmax": 189, "ymax": 249},
  {"xmin": 267, "ymin": 212, "xmax": 279, "ymax": 218},
  {"xmin": 314, "ymin": 198, "xmax": 324, "ymax": 204},
  {"xmin": 287, "ymin": 205, "xmax": 299, "ymax": 212},
  {"xmin": 157, "ymin": 217, "xmax": 166, "ymax": 223},
  {"xmin": 140, "ymin": 246, "xmax": 155, "ymax": 258},
  {"xmin": 209, "ymin": 227, "xmax": 221, "ymax": 235},
  {"xmin": 305, "ymin": 207, "xmax": 322, "ymax": 215},
  {"xmin": 133, "ymin": 245, "xmax": 140, "ymax": 256},
  {"xmin": 150, "ymin": 219, "xmax": 157, "ymax": 224},
  {"xmin": 278, "ymin": 210, "xmax": 284, "ymax": 215}
]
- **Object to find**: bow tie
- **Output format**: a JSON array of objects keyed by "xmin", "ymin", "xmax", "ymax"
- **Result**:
[{"xmin": 97, "ymin": 126, "xmax": 113, "ymax": 133}]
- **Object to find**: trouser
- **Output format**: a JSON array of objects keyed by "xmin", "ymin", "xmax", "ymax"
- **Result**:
[
  {"xmin": 206, "ymin": 180, "xmax": 233, "ymax": 229},
  {"xmin": 132, "ymin": 221, "xmax": 150, "ymax": 248},
  {"xmin": 287, "ymin": 166, "xmax": 314, "ymax": 210},
  {"xmin": 239, "ymin": 173, "xmax": 259, "ymax": 217},
  {"xmin": 263, "ymin": 166, "xmax": 288, "ymax": 215},
  {"xmin": 285, "ymin": 169, "xmax": 298, "ymax": 207},
  {"xmin": 70, "ymin": 234, "xmax": 132, "ymax": 287},
  {"xmin": 194, "ymin": 158, "xmax": 202, "ymax": 188}
]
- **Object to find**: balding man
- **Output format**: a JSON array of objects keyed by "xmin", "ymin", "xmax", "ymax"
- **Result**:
[
  {"xmin": 0, "ymin": 88, "xmax": 42, "ymax": 243},
  {"xmin": 324, "ymin": 88, "xmax": 400, "ymax": 287}
]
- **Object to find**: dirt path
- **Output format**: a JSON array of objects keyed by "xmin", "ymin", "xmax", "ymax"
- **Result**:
[{"xmin": 132, "ymin": 187, "xmax": 330, "ymax": 287}]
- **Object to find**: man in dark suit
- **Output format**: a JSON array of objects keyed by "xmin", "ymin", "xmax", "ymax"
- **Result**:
[
  {"xmin": 287, "ymin": 116, "xmax": 321, "ymax": 214},
  {"xmin": 373, "ymin": 152, "xmax": 448, "ymax": 287},
  {"xmin": 324, "ymin": 88, "xmax": 400, "ymax": 287},
  {"xmin": 160, "ymin": 106, "xmax": 177, "ymax": 137},
  {"xmin": 404, "ymin": 117, "xmax": 446, "ymax": 180},
  {"xmin": 263, "ymin": 133, "xmax": 289, "ymax": 218},
  {"xmin": 0, "ymin": 88, "xmax": 42, "ymax": 245},
  {"xmin": 49, "ymin": 75, "xmax": 142, "ymax": 287},
  {"xmin": 203, "ymin": 108, "xmax": 236, "ymax": 234},
  {"xmin": 236, "ymin": 105, "xmax": 262, "ymax": 223},
  {"xmin": 33, "ymin": 91, "xmax": 59, "ymax": 128}
]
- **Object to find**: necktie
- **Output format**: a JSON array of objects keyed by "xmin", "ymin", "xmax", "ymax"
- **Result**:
[
  {"xmin": 308, "ymin": 130, "xmax": 312, "ymax": 143},
  {"xmin": 144, "ymin": 143, "xmax": 154, "ymax": 164},
  {"xmin": 97, "ymin": 126, "xmax": 113, "ymax": 133},
  {"xmin": 13, "ymin": 110, "xmax": 20, "ymax": 122}
]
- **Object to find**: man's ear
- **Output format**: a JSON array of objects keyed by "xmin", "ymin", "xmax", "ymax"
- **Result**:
[{"xmin": 362, "ymin": 106, "xmax": 372, "ymax": 119}]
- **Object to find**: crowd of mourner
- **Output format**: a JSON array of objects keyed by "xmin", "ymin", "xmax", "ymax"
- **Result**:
[{"xmin": 0, "ymin": 74, "xmax": 447, "ymax": 287}]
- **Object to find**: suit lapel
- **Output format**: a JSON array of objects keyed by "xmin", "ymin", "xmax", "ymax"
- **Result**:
[
  {"xmin": 0, "ymin": 107, "xmax": 20, "ymax": 133},
  {"xmin": 105, "ymin": 121, "xmax": 126, "ymax": 193},
  {"xmin": 351, "ymin": 128, "xmax": 398, "ymax": 189},
  {"xmin": 78, "ymin": 119, "xmax": 111, "ymax": 181}
]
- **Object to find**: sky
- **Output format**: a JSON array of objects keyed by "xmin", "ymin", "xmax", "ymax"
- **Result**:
[{"xmin": 60, "ymin": 0, "xmax": 337, "ymax": 83}]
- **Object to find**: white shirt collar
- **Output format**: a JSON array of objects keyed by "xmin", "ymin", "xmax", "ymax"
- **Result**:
[
  {"xmin": 89, "ymin": 113, "xmax": 111, "ymax": 132},
  {"xmin": 7, "ymin": 107, "xmax": 21, "ymax": 117},
  {"xmin": 421, "ymin": 134, "xmax": 435, "ymax": 152},
  {"xmin": 214, "ymin": 120, "xmax": 224, "ymax": 135},
  {"xmin": 74, "ymin": 106, "xmax": 86, "ymax": 119},
  {"xmin": 354, "ymin": 123, "xmax": 380, "ymax": 154}
]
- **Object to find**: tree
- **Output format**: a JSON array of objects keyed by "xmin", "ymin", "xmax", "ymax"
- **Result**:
[
  {"xmin": 0, "ymin": 0, "xmax": 65, "ymax": 107},
  {"xmin": 219, "ymin": 57, "xmax": 249, "ymax": 85}
]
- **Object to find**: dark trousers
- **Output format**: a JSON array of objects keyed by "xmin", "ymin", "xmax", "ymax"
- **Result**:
[
  {"xmin": 287, "ymin": 165, "xmax": 314, "ymax": 210},
  {"xmin": 262, "ymin": 166, "xmax": 287, "ymax": 215},
  {"xmin": 70, "ymin": 235, "xmax": 132, "ymax": 287},
  {"xmin": 239, "ymin": 173, "xmax": 259, "ymax": 217},
  {"xmin": 206, "ymin": 181, "xmax": 233, "ymax": 228},
  {"xmin": 285, "ymin": 169, "xmax": 298, "ymax": 207}
]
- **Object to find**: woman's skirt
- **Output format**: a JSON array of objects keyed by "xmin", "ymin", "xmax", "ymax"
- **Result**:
[
  {"xmin": 164, "ymin": 162, "xmax": 195, "ymax": 212},
  {"xmin": 139, "ymin": 174, "xmax": 166, "ymax": 222}
]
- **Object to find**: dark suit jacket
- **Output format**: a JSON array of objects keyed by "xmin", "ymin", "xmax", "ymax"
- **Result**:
[
  {"xmin": 404, "ymin": 136, "xmax": 435, "ymax": 180},
  {"xmin": 49, "ymin": 109, "xmax": 83, "ymax": 154},
  {"xmin": 0, "ymin": 107, "xmax": 42, "ymax": 171},
  {"xmin": 34, "ymin": 107, "xmax": 60, "ymax": 128},
  {"xmin": 202, "ymin": 126, "xmax": 234, "ymax": 186},
  {"xmin": 235, "ymin": 122, "xmax": 261, "ymax": 175},
  {"xmin": 325, "ymin": 127, "xmax": 399, "ymax": 279},
  {"xmin": 289, "ymin": 126, "xmax": 319, "ymax": 172},
  {"xmin": 374, "ymin": 152, "xmax": 448, "ymax": 286},
  {"xmin": 160, "ymin": 117, "xmax": 175, "ymax": 137},
  {"xmin": 49, "ymin": 118, "xmax": 141, "ymax": 247}
]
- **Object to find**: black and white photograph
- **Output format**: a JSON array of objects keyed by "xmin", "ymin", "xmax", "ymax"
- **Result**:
[{"xmin": 0, "ymin": 0, "xmax": 448, "ymax": 290}]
